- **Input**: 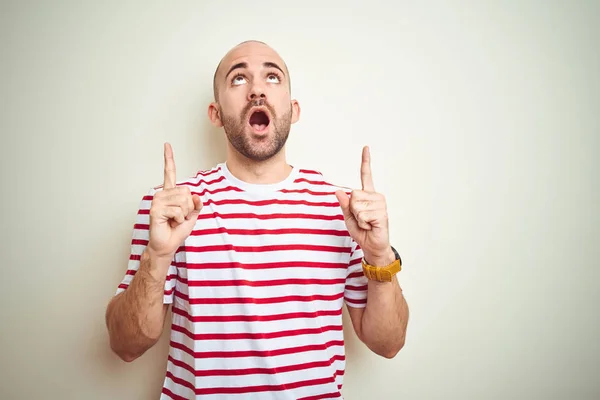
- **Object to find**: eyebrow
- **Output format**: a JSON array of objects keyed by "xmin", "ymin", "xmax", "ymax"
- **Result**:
[
  {"xmin": 225, "ymin": 62, "xmax": 248, "ymax": 79},
  {"xmin": 224, "ymin": 61, "xmax": 286, "ymax": 80},
  {"xmin": 263, "ymin": 62, "xmax": 285, "ymax": 76}
]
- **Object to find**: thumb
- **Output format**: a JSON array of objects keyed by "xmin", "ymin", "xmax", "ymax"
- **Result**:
[
  {"xmin": 335, "ymin": 190, "xmax": 352, "ymax": 220},
  {"xmin": 189, "ymin": 194, "xmax": 203, "ymax": 217}
]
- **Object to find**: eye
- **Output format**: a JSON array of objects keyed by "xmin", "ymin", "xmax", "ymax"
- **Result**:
[
  {"xmin": 232, "ymin": 74, "xmax": 247, "ymax": 85},
  {"xmin": 266, "ymin": 73, "xmax": 281, "ymax": 83}
]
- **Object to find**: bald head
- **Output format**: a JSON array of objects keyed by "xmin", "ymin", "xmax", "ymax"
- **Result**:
[{"xmin": 212, "ymin": 40, "xmax": 291, "ymax": 102}]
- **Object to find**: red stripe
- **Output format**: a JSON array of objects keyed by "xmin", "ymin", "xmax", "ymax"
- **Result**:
[
  {"xmin": 142, "ymin": 195, "xmax": 153, "ymax": 201},
  {"xmin": 150, "ymin": 186, "xmax": 335, "ymax": 197},
  {"xmin": 190, "ymin": 227, "xmax": 349, "ymax": 237},
  {"xmin": 294, "ymin": 178, "xmax": 329, "ymax": 185},
  {"xmin": 156, "ymin": 175, "xmax": 227, "ymax": 190},
  {"xmin": 181, "ymin": 277, "xmax": 345, "ymax": 287},
  {"xmin": 131, "ymin": 239, "xmax": 148, "ymax": 245},
  {"xmin": 152, "ymin": 169, "xmax": 222, "ymax": 191},
  {"xmin": 165, "ymin": 372, "xmax": 196, "ymax": 393},
  {"xmin": 193, "ymin": 167, "xmax": 221, "ymax": 178},
  {"xmin": 279, "ymin": 189, "xmax": 338, "ymax": 196},
  {"xmin": 133, "ymin": 223, "xmax": 149, "ymax": 230},
  {"xmin": 185, "ymin": 175, "xmax": 227, "ymax": 187},
  {"xmin": 344, "ymin": 284, "xmax": 368, "ymax": 291},
  {"xmin": 167, "ymin": 353, "xmax": 344, "ymax": 377},
  {"xmin": 171, "ymin": 322, "xmax": 343, "ymax": 340},
  {"xmin": 166, "ymin": 371, "xmax": 336, "ymax": 395},
  {"xmin": 172, "ymin": 304, "xmax": 342, "ymax": 322},
  {"xmin": 344, "ymin": 297, "xmax": 367, "ymax": 305},
  {"xmin": 197, "ymin": 186, "xmax": 244, "ymax": 196},
  {"xmin": 347, "ymin": 271, "xmax": 365, "ymax": 280},
  {"xmin": 349, "ymin": 257, "xmax": 362, "ymax": 266},
  {"xmin": 174, "ymin": 291, "xmax": 344, "ymax": 305},
  {"xmin": 182, "ymin": 244, "xmax": 350, "ymax": 253},
  {"xmin": 161, "ymin": 387, "xmax": 188, "ymax": 400},
  {"xmin": 299, "ymin": 169, "xmax": 322, "ymax": 175},
  {"xmin": 204, "ymin": 198, "xmax": 340, "ymax": 207},
  {"xmin": 169, "ymin": 338, "xmax": 344, "ymax": 359},
  {"xmin": 181, "ymin": 261, "xmax": 348, "ymax": 270},
  {"xmin": 298, "ymin": 391, "xmax": 343, "ymax": 400},
  {"xmin": 136, "ymin": 200, "xmax": 343, "ymax": 215},
  {"xmin": 198, "ymin": 212, "xmax": 343, "ymax": 221}
]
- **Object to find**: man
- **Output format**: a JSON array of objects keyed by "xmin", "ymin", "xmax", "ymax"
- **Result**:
[{"xmin": 105, "ymin": 40, "xmax": 409, "ymax": 400}]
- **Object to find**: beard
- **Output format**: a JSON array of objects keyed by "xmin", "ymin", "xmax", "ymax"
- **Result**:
[{"xmin": 221, "ymin": 99, "xmax": 292, "ymax": 162}]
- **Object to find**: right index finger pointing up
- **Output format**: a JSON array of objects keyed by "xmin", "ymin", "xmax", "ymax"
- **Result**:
[{"xmin": 163, "ymin": 142, "xmax": 176, "ymax": 189}]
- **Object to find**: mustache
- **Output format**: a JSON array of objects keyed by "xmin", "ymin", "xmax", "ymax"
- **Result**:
[{"xmin": 243, "ymin": 98, "xmax": 276, "ymax": 118}]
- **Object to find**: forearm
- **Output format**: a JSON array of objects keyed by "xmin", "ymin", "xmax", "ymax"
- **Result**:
[
  {"xmin": 106, "ymin": 249, "xmax": 170, "ymax": 361},
  {"xmin": 361, "ymin": 276, "xmax": 409, "ymax": 358},
  {"xmin": 360, "ymin": 249, "xmax": 409, "ymax": 358}
]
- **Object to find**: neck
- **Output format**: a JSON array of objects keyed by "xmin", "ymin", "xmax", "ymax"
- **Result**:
[{"xmin": 225, "ymin": 146, "xmax": 292, "ymax": 185}]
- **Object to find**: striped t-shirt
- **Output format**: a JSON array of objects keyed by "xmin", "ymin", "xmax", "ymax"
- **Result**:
[{"xmin": 116, "ymin": 162, "xmax": 368, "ymax": 400}]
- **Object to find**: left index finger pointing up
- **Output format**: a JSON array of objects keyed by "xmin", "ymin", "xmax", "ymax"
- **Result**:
[{"xmin": 361, "ymin": 146, "xmax": 375, "ymax": 192}]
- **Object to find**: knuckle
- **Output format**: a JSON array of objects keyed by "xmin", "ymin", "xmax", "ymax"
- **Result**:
[
  {"xmin": 356, "ymin": 211, "xmax": 364, "ymax": 221},
  {"xmin": 153, "ymin": 191, "xmax": 165, "ymax": 201}
]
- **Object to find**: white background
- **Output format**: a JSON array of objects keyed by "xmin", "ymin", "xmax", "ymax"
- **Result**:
[{"xmin": 1, "ymin": 1, "xmax": 598, "ymax": 399}]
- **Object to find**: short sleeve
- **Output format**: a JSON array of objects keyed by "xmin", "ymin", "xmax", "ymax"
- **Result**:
[
  {"xmin": 344, "ymin": 239, "xmax": 368, "ymax": 308},
  {"xmin": 115, "ymin": 188, "xmax": 178, "ymax": 304}
]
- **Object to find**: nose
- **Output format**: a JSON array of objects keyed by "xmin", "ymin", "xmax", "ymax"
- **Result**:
[{"xmin": 247, "ymin": 82, "xmax": 267, "ymax": 102}]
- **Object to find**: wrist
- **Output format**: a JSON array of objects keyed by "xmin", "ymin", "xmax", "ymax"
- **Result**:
[
  {"xmin": 141, "ymin": 248, "xmax": 172, "ymax": 278},
  {"xmin": 365, "ymin": 247, "xmax": 396, "ymax": 267}
]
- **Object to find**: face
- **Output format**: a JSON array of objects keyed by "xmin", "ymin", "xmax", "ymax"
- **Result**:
[{"xmin": 209, "ymin": 42, "xmax": 300, "ymax": 162}]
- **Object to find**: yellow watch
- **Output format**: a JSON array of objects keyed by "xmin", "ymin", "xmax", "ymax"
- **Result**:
[{"xmin": 362, "ymin": 246, "xmax": 402, "ymax": 282}]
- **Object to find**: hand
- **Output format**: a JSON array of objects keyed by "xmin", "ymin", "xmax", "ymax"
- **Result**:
[
  {"xmin": 147, "ymin": 143, "xmax": 203, "ymax": 261},
  {"xmin": 335, "ymin": 146, "xmax": 393, "ymax": 266}
]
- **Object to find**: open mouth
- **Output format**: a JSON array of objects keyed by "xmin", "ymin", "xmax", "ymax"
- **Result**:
[{"xmin": 249, "ymin": 110, "xmax": 270, "ymax": 132}]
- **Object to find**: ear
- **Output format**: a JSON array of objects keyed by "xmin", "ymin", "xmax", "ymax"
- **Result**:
[
  {"xmin": 208, "ymin": 102, "xmax": 223, "ymax": 127},
  {"xmin": 291, "ymin": 99, "xmax": 301, "ymax": 124}
]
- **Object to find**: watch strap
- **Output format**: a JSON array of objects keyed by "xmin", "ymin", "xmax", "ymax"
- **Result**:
[{"xmin": 362, "ymin": 258, "xmax": 401, "ymax": 282}]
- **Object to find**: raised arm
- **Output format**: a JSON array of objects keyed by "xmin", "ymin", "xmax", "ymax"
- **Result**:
[
  {"xmin": 336, "ymin": 146, "xmax": 409, "ymax": 358},
  {"xmin": 105, "ymin": 143, "xmax": 203, "ymax": 362}
]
